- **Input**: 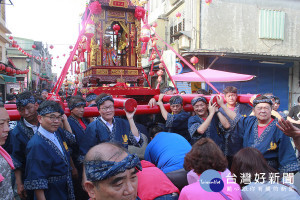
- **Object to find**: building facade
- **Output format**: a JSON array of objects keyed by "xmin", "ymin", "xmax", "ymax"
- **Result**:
[
  {"xmin": 146, "ymin": 0, "xmax": 300, "ymax": 111},
  {"xmin": 0, "ymin": 1, "xmax": 11, "ymax": 100},
  {"xmin": 7, "ymin": 37, "xmax": 53, "ymax": 91}
]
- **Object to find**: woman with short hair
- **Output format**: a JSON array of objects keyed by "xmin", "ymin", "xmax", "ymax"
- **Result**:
[{"xmin": 179, "ymin": 138, "xmax": 241, "ymax": 200}]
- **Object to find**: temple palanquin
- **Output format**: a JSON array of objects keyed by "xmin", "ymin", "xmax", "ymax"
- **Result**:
[{"xmin": 82, "ymin": 0, "xmax": 146, "ymax": 88}]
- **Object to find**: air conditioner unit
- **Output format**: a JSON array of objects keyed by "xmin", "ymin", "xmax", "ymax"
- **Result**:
[{"xmin": 178, "ymin": 35, "xmax": 190, "ymax": 49}]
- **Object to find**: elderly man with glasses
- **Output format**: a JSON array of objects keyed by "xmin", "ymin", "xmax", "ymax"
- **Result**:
[
  {"xmin": 79, "ymin": 93, "xmax": 143, "ymax": 158},
  {"xmin": 24, "ymin": 100, "xmax": 76, "ymax": 200}
]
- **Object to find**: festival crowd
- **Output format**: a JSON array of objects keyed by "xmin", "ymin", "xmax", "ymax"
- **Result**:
[{"xmin": 0, "ymin": 86, "xmax": 300, "ymax": 200}]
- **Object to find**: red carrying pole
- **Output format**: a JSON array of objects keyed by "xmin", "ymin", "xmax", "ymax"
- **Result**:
[{"xmin": 7, "ymin": 103, "xmax": 194, "ymax": 121}]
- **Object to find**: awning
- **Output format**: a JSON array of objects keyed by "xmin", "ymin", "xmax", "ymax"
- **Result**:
[
  {"xmin": 0, "ymin": 74, "xmax": 16, "ymax": 83},
  {"xmin": 172, "ymin": 69, "xmax": 255, "ymax": 82}
]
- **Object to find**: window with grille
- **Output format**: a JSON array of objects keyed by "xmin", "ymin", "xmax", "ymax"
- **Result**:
[
  {"xmin": 174, "ymin": 25, "xmax": 178, "ymax": 34},
  {"xmin": 178, "ymin": 22, "xmax": 182, "ymax": 32},
  {"xmin": 259, "ymin": 9, "xmax": 285, "ymax": 40}
]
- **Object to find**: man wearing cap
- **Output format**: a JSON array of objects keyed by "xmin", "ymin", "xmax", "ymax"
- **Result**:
[
  {"xmin": 41, "ymin": 89, "xmax": 48, "ymax": 100},
  {"xmin": 188, "ymin": 96, "xmax": 230, "ymax": 147},
  {"xmin": 24, "ymin": 100, "xmax": 76, "ymax": 200},
  {"xmin": 67, "ymin": 96, "xmax": 90, "ymax": 199},
  {"xmin": 156, "ymin": 94, "xmax": 191, "ymax": 142},
  {"xmin": 86, "ymin": 93, "xmax": 97, "ymax": 107},
  {"xmin": 83, "ymin": 142, "xmax": 141, "ymax": 200},
  {"xmin": 217, "ymin": 95, "xmax": 299, "ymax": 173},
  {"xmin": 273, "ymin": 96, "xmax": 286, "ymax": 118},
  {"xmin": 10, "ymin": 91, "xmax": 39, "ymax": 199},
  {"xmin": 80, "ymin": 93, "xmax": 143, "ymax": 157}
]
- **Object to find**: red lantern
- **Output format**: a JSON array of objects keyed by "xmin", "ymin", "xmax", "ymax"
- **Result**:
[
  {"xmin": 50, "ymin": 45, "xmax": 54, "ymax": 49},
  {"xmin": 140, "ymin": 25, "xmax": 151, "ymax": 54},
  {"xmin": 32, "ymin": 44, "xmax": 36, "ymax": 49},
  {"xmin": 12, "ymin": 69, "xmax": 16, "ymax": 74},
  {"xmin": 205, "ymin": 0, "xmax": 212, "ymax": 4},
  {"xmin": 74, "ymin": 77, "xmax": 79, "ymax": 85},
  {"xmin": 134, "ymin": 6, "xmax": 145, "ymax": 21},
  {"xmin": 9, "ymin": 36, "xmax": 13, "ymax": 40},
  {"xmin": 113, "ymin": 24, "xmax": 120, "ymax": 35},
  {"xmin": 176, "ymin": 12, "xmax": 181, "ymax": 18},
  {"xmin": 149, "ymin": 71, "xmax": 155, "ymax": 76},
  {"xmin": 16, "ymin": 70, "xmax": 20, "ymax": 75},
  {"xmin": 84, "ymin": 19, "xmax": 95, "ymax": 52},
  {"xmin": 190, "ymin": 56, "xmax": 199, "ymax": 65},
  {"xmin": 89, "ymin": 1, "xmax": 102, "ymax": 15},
  {"xmin": 6, "ymin": 67, "xmax": 11, "ymax": 73},
  {"xmin": 152, "ymin": 22, "xmax": 158, "ymax": 28},
  {"xmin": 69, "ymin": 45, "xmax": 73, "ymax": 49}
]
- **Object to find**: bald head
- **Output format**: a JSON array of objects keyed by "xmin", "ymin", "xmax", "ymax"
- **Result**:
[{"xmin": 85, "ymin": 143, "xmax": 128, "ymax": 163}]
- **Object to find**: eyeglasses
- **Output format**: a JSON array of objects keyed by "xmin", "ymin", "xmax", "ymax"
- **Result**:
[
  {"xmin": 43, "ymin": 115, "xmax": 63, "ymax": 122},
  {"xmin": 100, "ymin": 105, "xmax": 114, "ymax": 111}
]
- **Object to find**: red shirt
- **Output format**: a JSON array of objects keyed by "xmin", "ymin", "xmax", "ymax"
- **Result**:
[
  {"xmin": 137, "ymin": 161, "xmax": 179, "ymax": 200},
  {"xmin": 78, "ymin": 118, "xmax": 86, "ymax": 130},
  {"xmin": 257, "ymin": 118, "xmax": 274, "ymax": 138},
  {"xmin": 228, "ymin": 107, "xmax": 235, "ymax": 111}
]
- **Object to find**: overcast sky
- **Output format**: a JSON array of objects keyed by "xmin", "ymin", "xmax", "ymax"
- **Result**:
[{"xmin": 6, "ymin": 0, "xmax": 86, "ymax": 75}]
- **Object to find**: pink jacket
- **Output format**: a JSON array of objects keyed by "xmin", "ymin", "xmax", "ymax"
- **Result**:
[{"xmin": 137, "ymin": 160, "xmax": 179, "ymax": 200}]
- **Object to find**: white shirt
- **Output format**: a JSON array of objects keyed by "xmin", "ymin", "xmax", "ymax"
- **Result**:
[
  {"xmin": 24, "ymin": 118, "xmax": 38, "ymax": 133},
  {"xmin": 38, "ymin": 126, "xmax": 64, "ymax": 154},
  {"xmin": 99, "ymin": 116, "xmax": 140, "ymax": 142}
]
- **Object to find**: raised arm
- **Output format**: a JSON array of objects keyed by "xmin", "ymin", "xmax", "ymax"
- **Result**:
[
  {"xmin": 156, "ymin": 94, "xmax": 169, "ymax": 120},
  {"xmin": 62, "ymin": 114, "xmax": 72, "ymax": 134},
  {"xmin": 217, "ymin": 95, "xmax": 237, "ymax": 121},
  {"xmin": 125, "ymin": 108, "xmax": 140, "ymax": 138},
  {"xmin": 196, "ymin": 102, "xmax": 217, "ymax": 134},
  {"xmin": 217, "ymin": 111, "xmax": 230, "ymax": 129}
]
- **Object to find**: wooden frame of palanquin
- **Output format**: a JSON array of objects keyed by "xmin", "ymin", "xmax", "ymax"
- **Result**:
[
  {"xmin": 82, "ymin": 0, "xmax": 144, "ymax": 87},
  {"xmin": 82, "ymin": 0, "xmax": 159, "ymax": 101}
]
